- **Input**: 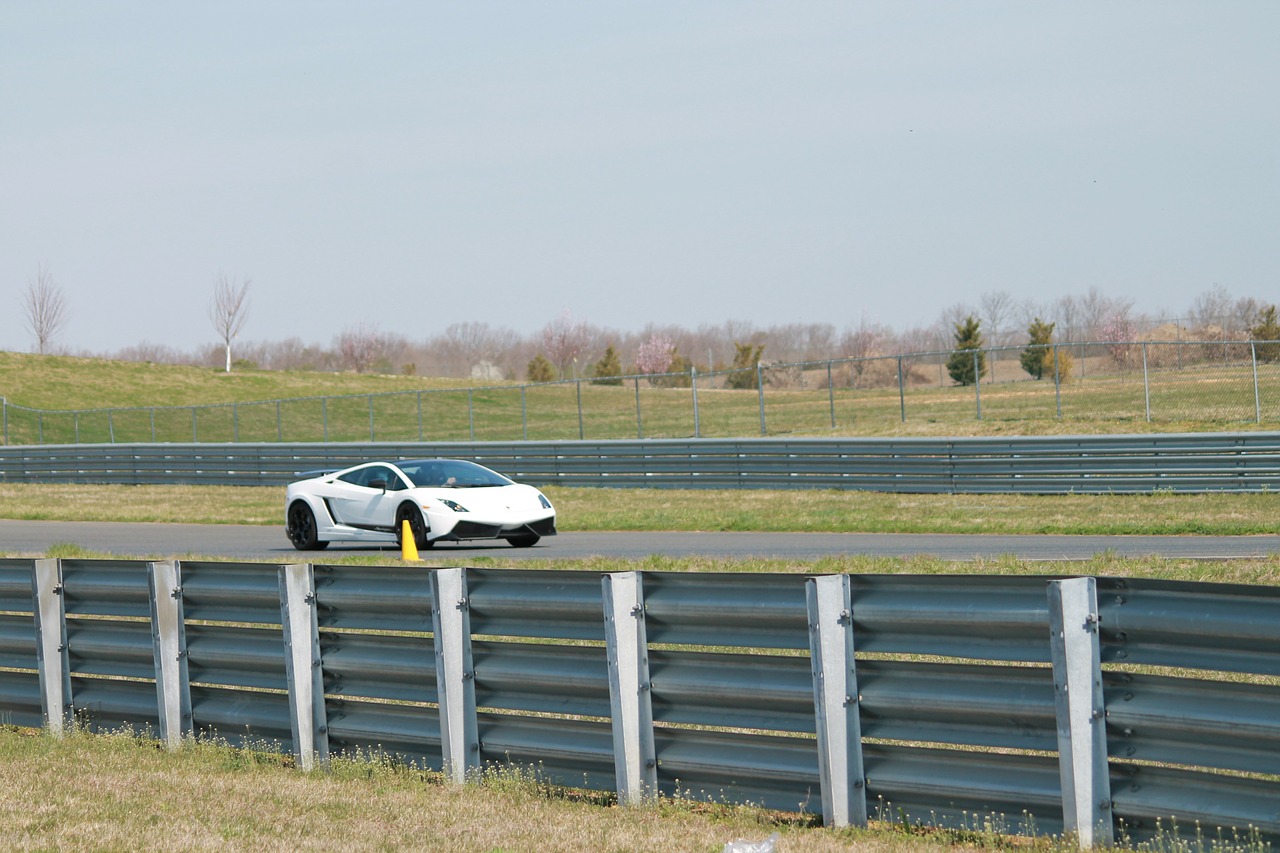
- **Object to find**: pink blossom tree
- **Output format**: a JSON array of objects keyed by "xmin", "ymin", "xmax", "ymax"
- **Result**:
[
  {"xmin": 634, "ymin": 333, "xmax": 675, "ymax": 383},
  {"xmin": 1100, "ymin": 309, "xmax": 1137, "ymax": 365},
  {"xmin": 541, "ymin": 309, "xmax": 590, "ymax": 378}
]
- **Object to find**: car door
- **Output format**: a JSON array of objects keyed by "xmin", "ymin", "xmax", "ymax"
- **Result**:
[{"xmin": 328, "ymin": 465, "xmax": 401, "ymax": 530}]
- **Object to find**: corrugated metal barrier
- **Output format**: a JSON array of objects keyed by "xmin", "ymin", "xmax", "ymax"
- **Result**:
[
  {"xmin": 0, "ymin": 557, "xmax": 1276, "ymax": 846},
  {"xmin": 3, "ymin": 432, "xmax": 1280, "ymax": 492}
]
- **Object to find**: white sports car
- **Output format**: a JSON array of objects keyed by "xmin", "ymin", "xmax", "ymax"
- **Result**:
[{"xmin": 284, "ymin": 458, "xmax": 556, "ymax": 551}]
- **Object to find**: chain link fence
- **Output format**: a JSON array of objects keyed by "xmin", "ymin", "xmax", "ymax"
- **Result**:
[{"xmin": 3, "ymin": 340, "xmax": 1278, "ymax": 445}]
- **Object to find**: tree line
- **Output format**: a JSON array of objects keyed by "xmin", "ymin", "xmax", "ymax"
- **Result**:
[{"xmin": 12, "ymin": 266, "xmax": 1280, "ymax": 382}]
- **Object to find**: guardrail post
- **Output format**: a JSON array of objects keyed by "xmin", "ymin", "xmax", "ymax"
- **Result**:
[
  {"xmin": 32, "ymin": 558, "xmax": 71, "ymax": 735},
  {"xmin": 602, "ymin": 571, "xmax": 657, "ymax": 806},
  {"xmin": 1047, "ymin": 577, "xmax": 1113, "ymax": 848},
  {"xmin": 430, "ymin": 568, "xmax": 479, "ymax": 783},
  {"xmin": 805, "ymin": 574, "xmax": 866, "ymax": 828},
  {"xmin": 148, "ymin": 560, "xmax": 192, "ymax": 749},
  {"xmin": 280, "ymin": 563, "xmax": 329, "ymax": 771}
]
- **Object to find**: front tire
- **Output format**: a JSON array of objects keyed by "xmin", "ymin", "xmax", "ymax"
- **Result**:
[
  {"xmin": 287, "ymin": 501, "xmax": 328, "ymax": 551},
  {"xmin": 506, "ymin": 533, "xmax": 540, "ymax": 548},
  {"xmin": 396, "ymin": 504, "xmax": 435, "ymax": 550}
]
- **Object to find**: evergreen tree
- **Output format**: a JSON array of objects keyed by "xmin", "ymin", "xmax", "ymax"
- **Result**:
[
  {"xmin": 725, "ymin": 341, "xmax": 765, "ymax": 390},
  {"xmin": 526, "ymin": 353, "xmax": 555, "ymax": 382},
  {"xmin": 1020, "ymin": 317, "xmax": 1055, "ymax": 379},
  {"xmin": 1249, "ymin": 304, "xmax": 1280, "ymax": 363},
  {"xmin": 590, "ymin": 344, "xmax": 624, "ymax": 385},
  {"xmin": 946, "ymin": 315, "xmax": 986, "ymax": 385}
]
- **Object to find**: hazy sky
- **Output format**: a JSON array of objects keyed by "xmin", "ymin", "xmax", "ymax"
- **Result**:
[{"xmin": 3, "ymin": 2, "xmax": 1277, "ymax": 355}]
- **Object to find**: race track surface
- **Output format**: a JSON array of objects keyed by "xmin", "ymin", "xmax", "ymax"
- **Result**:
[{"xmin": 2, "ymin": 520, "xmax": 1278, "ymax": 562}]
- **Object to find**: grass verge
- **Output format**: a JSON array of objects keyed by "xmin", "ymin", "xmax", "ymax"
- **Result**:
[{"xmin": 5, "ymin": 725, "xmax": 1262, "ymax": 853}]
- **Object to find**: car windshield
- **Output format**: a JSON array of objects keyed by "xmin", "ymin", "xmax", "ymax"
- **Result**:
[{"xmin": 398, "ymin": 459, "xmax": 514, "ymax": 489}]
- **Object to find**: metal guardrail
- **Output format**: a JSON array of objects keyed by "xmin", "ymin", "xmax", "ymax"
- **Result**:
[
  {"xmin": 2, "ymin": 433, "xmax": 1280, "ymax": 493},
  {"xmin": 0, "ymin": 558, "xmax": 1276, "ymax": 845}
]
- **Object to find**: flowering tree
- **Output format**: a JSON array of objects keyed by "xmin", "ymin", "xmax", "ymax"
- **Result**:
[
  {"xmin": 1100, "ymin": 309, "xmax": 1137, "ymax": 365},
  {"xmin": 541, "ymin": 310, "xmax": 590, "ymax": 378},
  {"xmin": 337, "ymin": 321, "xmax": 386, "ymax": 374},
  {"xmin": 634, "ymin": 333, "xmax": 675, "ymax": 380}
]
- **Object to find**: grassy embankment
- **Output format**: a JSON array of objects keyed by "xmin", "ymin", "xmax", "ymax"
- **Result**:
[
  {"xmin": 1, "ymin": 352, "xmax": 1277, "ymax": 851},
  {"xmin": 2, "ymin": 350, "xmax": 1277, "ymax": 443}
]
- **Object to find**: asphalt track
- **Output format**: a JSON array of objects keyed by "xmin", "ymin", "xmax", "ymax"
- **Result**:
[{"xmin": 1, "ymin": 520, "xmax": 1278, "ymax": 561}]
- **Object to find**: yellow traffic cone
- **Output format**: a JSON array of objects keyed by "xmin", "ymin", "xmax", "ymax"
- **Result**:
[{"xmin": 401, "ymin": 519, "xmax": 420, "ymax": 561}]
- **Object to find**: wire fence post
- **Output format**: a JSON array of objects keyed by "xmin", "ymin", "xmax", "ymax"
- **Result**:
[
  {"xmin": 691, "ymin": 368, "xmax": 699, "ymax": 438},
  {"xmin": 1142, "ymin": 342, "xmax": 1151, "ymax": 422},
  {"xmin": 1251, "ymin": 341, "xmax": 1261, "ymax": 423},
  {"xmin": 1, "ymin": 396, "xmax": 6, "ymax": 445},
  {"xmin": 322, "ymin": 398, "xmax": 329, "ymax": 442},
  {"xmin": 74, "ymin": 413, "xmax": 80, "ymax": 444},
  {"xmin": 108, "ymin": 410, "xmax": 115, "ymax": 443},
  {"xmin": 756, "ymin": 362, "xmax": 766, "ymax": 435},
  {"xmin": 191, "ymin": 408, "xmax": 197, "ymax": 442},
  {"xmin": 368, "ymin": 395, "xmax": 375, "ymax": 442},
  {"xmin": 827, "ymin": 360, "xmax": 836, "ymax": 429},
  {"xmin": 417, "ymin": 390, "xmax": 424, "ymax": 441},
  {"xmin": 576, "ymin": 380, "xmax": 584, "ymax": 440},
  {"xmin": 1054, "ymin": 346, "xmax": 1062, "ymax": 418},
  {"xmin": 973, "ymin": 349, "xmax": 982, "ymax": 420},
  {"xmin": 468, "ymin": 389, "xmax": 476, "ymax": 441},
  {"xmin": 520, "ymin": 386, "xmax": 527, "ymax": 441},
  {"xmin": 634, "ymin": 377, "xmax": 643, "ymax": 439},
  {"xmin": 150, "ymin": 408, "xmax": 156, "ymax": 443},
  {"xmin": 898, "ymin": 356, "xmax": 906, "ymax": 422}
]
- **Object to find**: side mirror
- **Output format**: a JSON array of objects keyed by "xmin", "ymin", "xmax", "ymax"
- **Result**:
[{"xmin": 369, "ymin": 478, "xmax": 387, "ymax": 491}]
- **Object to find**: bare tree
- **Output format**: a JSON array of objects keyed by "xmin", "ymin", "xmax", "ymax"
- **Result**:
[
  {"xmin": 209, "ymin": 273, "xmax": 251, "ymax": 372},
  {"xmin": 979, "ymin": 290, "xmax": 1016, "ymax": 345},
  {"xmin": 24, "ymin": 263, "xmax": 69, "ymax": 354}
]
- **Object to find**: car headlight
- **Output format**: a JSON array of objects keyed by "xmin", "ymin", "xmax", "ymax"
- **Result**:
[
  {"xmin": 538, "ymin": 493, "xmax": 552, "ymax": 509},
  {"xmin": 440, "ymin": 499, "xmax": 469, "ymax": 513}
]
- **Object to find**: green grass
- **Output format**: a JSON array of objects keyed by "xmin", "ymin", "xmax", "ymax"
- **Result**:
[{"xmin": 3, "ymin": 350, "xmax": 1279, "ymax": 445}]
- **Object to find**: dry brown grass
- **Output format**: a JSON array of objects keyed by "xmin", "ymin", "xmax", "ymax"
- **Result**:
[{"xmin": 0, "ymin": 728, "xmax": 986, "ymax": 853}]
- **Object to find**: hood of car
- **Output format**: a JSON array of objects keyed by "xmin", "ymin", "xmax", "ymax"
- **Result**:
[{"xmin": 413, "ymin": 483, "xmax": 547, "ymax": 512}]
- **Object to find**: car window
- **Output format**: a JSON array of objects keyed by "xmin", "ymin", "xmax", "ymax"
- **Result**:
[
  {"xmin": 400, "ymin": 460, "xmax": 513, "ymax": 488},
  {"xmin": 337, "ymin": 465, "xmax": 400, "ymax": 489}
]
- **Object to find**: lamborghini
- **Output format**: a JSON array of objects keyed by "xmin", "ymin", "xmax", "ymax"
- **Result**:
[{"xmin": 284, "ymin": 458, "xmax": 556, "ymax": 550}]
